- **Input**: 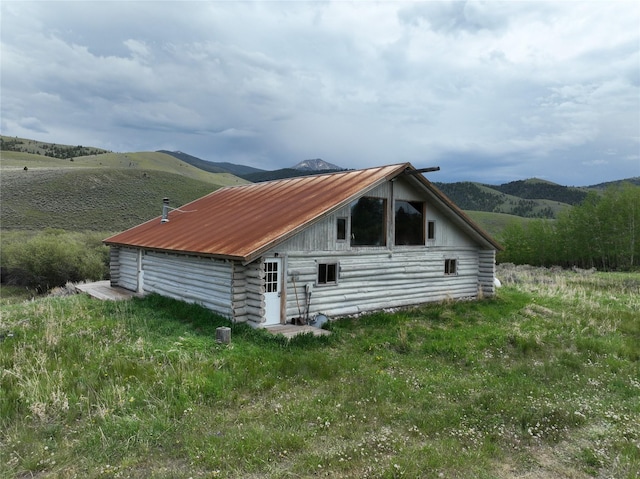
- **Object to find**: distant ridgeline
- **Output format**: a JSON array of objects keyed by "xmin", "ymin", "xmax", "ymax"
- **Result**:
[
  {"xmin": 433, "ymin": 181, "xmax": 589, "ymax": 219},
  {"xmin": 0, "ymin": 137, "xmax": 109, "ymax": 159}
]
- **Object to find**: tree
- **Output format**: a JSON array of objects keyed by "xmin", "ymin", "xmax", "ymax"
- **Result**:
[{"xmin": 501, "ymin": 183, "xmax": 640, "ymax": 270}]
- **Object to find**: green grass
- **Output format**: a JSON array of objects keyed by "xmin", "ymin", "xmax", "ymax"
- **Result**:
[{"xmin": 1, "ymin": 268, "xmax": 639, "ymax": 478}]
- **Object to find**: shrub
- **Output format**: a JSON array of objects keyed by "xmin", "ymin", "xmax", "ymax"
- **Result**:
[{"xmin": 0, "ymin": 229, "xmax": 109, "ymax": 291}]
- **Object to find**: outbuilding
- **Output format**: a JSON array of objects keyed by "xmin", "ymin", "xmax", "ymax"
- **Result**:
[{"xmin": 104, "ymin": 163, "xmax": 502, "ymax": 327}]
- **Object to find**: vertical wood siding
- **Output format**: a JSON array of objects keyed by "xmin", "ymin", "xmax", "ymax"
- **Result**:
[{"xmin": 142, "ymin": 251, "xmax": 233, "ymax": 317}]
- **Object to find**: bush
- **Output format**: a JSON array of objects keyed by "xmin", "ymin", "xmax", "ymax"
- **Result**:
[{"xmin": 0, "ymin": 229, "xmax": 109, "ymax": 292}]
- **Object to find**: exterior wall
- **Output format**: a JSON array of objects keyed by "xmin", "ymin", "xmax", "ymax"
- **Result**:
[
  {"xmin": 109, "ymin": 176, "xmax": 497, "ymax": 325},
  {"xmin": 282, "ymin": 248, "xmax": 480, "ymax": 319},
  {"xmin": 231, "ymin": 260, "xmax": 265, "ymax": 326},
  {"xmin": 426, "ymin": 206, "xmax": 477, "ymax": 248},
  {"xmin": 115, "ymin": 247, "xmax": 139, "ymax": 292},
  {"xmin": 478, "ymin": 249, "xmax": 496, "ymax": 297},
  {"xmin": 109, "ymin": 246, "xmax": 120, "ymax": 287},
  {"xmin": 270, "ymin": 176, "xmax": 497, "ymax": 322},
  {"xmin": 141, "ymin": 251, "xmax": 233, "ymax": 316}
]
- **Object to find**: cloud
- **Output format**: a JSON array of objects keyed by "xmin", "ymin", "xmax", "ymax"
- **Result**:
[{"xmin": 1, "ymin": 1, "xmax": 638, "ymax": 184}]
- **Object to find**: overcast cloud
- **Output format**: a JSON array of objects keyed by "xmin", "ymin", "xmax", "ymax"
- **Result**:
[{"xmin": 1, "ymin": 1, "xmax": 639, "ymax": 185}]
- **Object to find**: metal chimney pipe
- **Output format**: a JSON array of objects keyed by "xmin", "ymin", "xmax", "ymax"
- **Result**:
[{"xmin": 161, "ymin": 197, "xmax": 170, "ymax": 223}]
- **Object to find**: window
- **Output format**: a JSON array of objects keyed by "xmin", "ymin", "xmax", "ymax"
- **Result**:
[
  {"xmin": 427, "ymin": 221, "xmax": 436, "ymax": 240},
  {"xmin": 395, "ymin": 200, "xmax": 425, "ymax": 245},
  {"xmin": 265, "ymin": 260, "xmax": 279, "ymax": 292},
  {"xmin": 317, "ymin": 262, "xmax": 338, "ymax": 285},
  {"xmin": 444, "ymin": 259, "xmax": 457, "ymax": 275},
  {"xmin": 336, "ymin": 217, "xmax": 347, "ymax": 241},
  {"xmin": 351, "ymin": 197, "xmax": 386, "ymax": 246}
]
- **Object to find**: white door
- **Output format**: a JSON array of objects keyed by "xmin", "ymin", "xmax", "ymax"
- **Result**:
[{"xmin": 264, "ymin": 258, "xmax": 282, "ymax": 325}]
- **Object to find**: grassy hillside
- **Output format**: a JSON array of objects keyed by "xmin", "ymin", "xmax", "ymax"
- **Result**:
[
  {"xmin": 1, "ymin": 137, "xmax": 247, "ymax": 232},
  {"xmin": 1, "ymin": 267, "xmax": 638, "ymax": 478},
  {"xmin": 434, "ymin": 181, "xmax": 572, "ymax": 219},
  {"xmin": 0, "ymin": 136, "xmax": 109, "ymax": 158},
  {"xmin": 491, "ymin": 178, "xmax": 588, "ymax": 205},
  {"xmin": 0, "ymin": 168, "xmax": 234, "ymax": 231},
  {"xmin": 466, "ymin": 210, "xmax": 535, "ymax": 238}
]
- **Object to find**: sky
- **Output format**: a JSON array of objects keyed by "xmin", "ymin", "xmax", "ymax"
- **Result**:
[{"xmin": 1, "ymin": 1, "xmax": 639, "ymax": 185}]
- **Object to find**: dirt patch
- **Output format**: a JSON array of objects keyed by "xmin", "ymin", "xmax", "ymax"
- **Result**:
[{"xmin": 494, "ymin": 443, "xmax": 590, "ymax": 479}]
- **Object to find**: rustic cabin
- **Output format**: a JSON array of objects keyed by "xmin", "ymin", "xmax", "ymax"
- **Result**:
[{"xmin": 104, "ymin": 163, "xmax": 502, "ymax": 327}]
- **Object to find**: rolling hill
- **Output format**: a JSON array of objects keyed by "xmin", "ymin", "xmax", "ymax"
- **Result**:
[
  {"xmin": 2, "ymin": 135, "xmax": 636, "ymax": 237},
  {"xmin": 159, "ymin": 148, "xmax": 596, "ymax": 219},
  {"xmin": 157, "ymin": 150, "xmax": 265, "ymax": 177},
  {"xmin": 1, "ymin": 136, "xmax": 247, "ymax": 232},
  {"xmin": 433, "ymin": 181, "xmax": 577, "ymax": 219}
]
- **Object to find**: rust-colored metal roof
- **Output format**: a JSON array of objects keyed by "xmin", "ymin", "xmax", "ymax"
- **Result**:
[
  {"xmin": 104, "ymin": 163, "xmax": 502, "ymax": 262},
  {"xmin": 104, "ymin": 163, "xmax": 409, "ymax": 262}
]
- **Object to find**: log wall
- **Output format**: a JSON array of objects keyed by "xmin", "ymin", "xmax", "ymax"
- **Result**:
[
  {"xmin": 232, "ymin": 261, "xmax": 265, "ymax": 326},
  {"xmin": 117, "ymin": 247, "xmax": 139, "ymax": 292},
  {"xmin": 109, "ymin": 246, "xmax": 120, "ymax": 287},
  {"xmin": 142, "ymin": 251, "xmax": 233, "ymax": 317},
  {"xmin": 478, "ymin": 249, "xmax": 496, "ymax": 297},
  {"xmin": 282, "ymin": 248, "xmax": 481, "ymax": 319}
]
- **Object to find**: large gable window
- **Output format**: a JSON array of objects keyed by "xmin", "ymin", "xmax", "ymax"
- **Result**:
[
  {"xmin": 395, "ymin": 200, "xmax": 425, "ymax": 245},
  {"xmin": 351, "ymin": 197, "xmax": 386, "ymax": 246}
]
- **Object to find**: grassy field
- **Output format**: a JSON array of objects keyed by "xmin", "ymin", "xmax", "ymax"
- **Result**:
[{"xmin": 1, "ymin": 267, "xmax": 638, "ymax": 479}]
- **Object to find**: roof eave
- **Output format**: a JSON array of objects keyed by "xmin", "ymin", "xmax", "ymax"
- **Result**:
[
  {"xmin": 103, "ymin": 241, "xmax": 245, "ymax": 262},
  {"xmin": 402, "ymin": 167, "xmax": 504, "ymax": 251}
]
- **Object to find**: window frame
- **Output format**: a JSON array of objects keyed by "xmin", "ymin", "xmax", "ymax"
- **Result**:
[
  {"xmin": 444, "ymin": 258, "xmax": 457, "ymax": 276},
  {"xmin": 394, "ymin": 200, "xmax": 426, "ymax": 246},
  {"xmin": 427, "ymin": 220, "xmax": 436, "ymax": 241},
  {"xmin": 350, "ymin": 197, "xmax": 387, "ymax": 247},
  {"xmin": 317, "ymin": 261, "xmax": 339, "ymax": 286},
  {"xmin": 336, "ymin": 217, "xmax": 348, "ymax": 242}
]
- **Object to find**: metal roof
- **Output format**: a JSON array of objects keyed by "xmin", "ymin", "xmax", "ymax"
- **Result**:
[{"xmin": 104, "ymin": 163, "xmax": 501, "ymax": 262}]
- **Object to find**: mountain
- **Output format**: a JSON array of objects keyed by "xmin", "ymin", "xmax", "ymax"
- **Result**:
[
  {"xmin": 158, "ymin": 150, "xmax": 265, "ymax": 177},
  {"xmin": 160, "ymin": 151, "xmax": 343, "ymax": 179},
  {"xmin": 489, "ymin": 178, "xmax": 588, "ymax": 205},
  {"xmin": 588, "ymin": 177, "xmax": 640, "ymax": 189},
  {"xmin": 241, "ymin": 167, "xmax": 346, "ymax": 183},
  {"xmin": 292, "ymin": 159, "xmax": 343, "ymax": 171},
  {"xmin": 3, "ymin": 135, "xmax": 638, "ymax": 236}
]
